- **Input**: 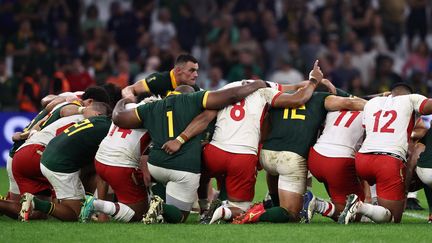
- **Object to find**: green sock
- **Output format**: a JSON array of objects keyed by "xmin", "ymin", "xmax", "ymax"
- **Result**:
[
  {"xmin": 259, "ymin": 207, "xmax": 294, "ymax": 223},
  {"xmin": 151, "ymin": 183, "xmax": 166, "ymax": 201},
  {"xmin": 269, "ymin": 193, "xmax": 280, "ymax": 207},
  {"xmin": 423, "ymin": 186, "xmax": 432, "ymax": 215},
  {"xmin": 218, "ymin": 180, "xmax": 227, "ymax": 201},
  {"xmin": 162, "ymin": 204, "xmax": 183, "ymax": 223},
  {"xmin": 33, "ymin": 197, "xmax": 55, "ymax": 215}
]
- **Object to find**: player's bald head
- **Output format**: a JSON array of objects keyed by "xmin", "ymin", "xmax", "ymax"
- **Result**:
[{"xmin": 175, "ymin": 85, "xmax": 195, "ymax": 94}]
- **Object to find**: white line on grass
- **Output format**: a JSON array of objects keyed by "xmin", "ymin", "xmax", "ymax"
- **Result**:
[{"xmin": 403, "ymin": 212, "xmax": 426, "ymax": 220}]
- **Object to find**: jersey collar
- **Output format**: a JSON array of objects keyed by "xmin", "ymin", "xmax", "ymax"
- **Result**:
[
  {"xmin": 166, "ymin": 91, "xmax": 181, "ymax": 97},
  {"xmin": 170, "ymin": 69, "xmax": 178, "ymax": 89}
]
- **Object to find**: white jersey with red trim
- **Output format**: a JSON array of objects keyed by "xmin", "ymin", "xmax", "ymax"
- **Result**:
[
  {"xmin": 313, "ymin": 111, "xmax": 364, "ymax": 158},
  {"xmin": 210, "ymin": 81, "xmax": 282, "ymax": 155},
  {"xmin": 96, "ymin": 103, "xmax": 150, "ymax": 168},
  {"xmin": 19, "ymin": 114, "xmax": 84, "ymax": 150},
  {"xmin": 95, "ymin": 123, "xmax": 150, "ymax": 168},
  {"xmin": 359, "ymin": 94, "xmax": 428, "ymax": 160}
]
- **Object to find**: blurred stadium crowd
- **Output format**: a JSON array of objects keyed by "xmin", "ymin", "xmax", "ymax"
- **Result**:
[{"xmin": 0, "ymin": 0, "xmax": 431, "ymax": 111}]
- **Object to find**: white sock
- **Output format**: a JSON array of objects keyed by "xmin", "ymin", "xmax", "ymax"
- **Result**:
[
  {"xmin": 315, "ymin": 199, "xmax": 335, "ymax": 217},
  {"xmin": 93, "ymin": 199, "xmax": 116, "ymax": 215},
  {"xmin": 370, "ymin": 185, "xmax": 377, "ymax": 199},
  {"xmin": 209, "ymin": 206, "xmax": 232, "ymax": 224},
  {"xmin": 357, "ymin": 202, "xmax": 391, "ymax": 223},
  {"xmin": 407, "ymin": 191, "xmax": 418, "ymax": 198},
  {"xmin": 112, "ymin": 202, "xmax": 135, "ymax": 222}
]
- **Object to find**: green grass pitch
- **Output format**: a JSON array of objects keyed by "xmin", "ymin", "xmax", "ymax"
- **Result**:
[{"xmin": 0, "ymin": 168, "xmax": 430, "ymax": 242}]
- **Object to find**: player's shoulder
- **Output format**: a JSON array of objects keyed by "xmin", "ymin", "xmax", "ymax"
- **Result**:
[{"xmin": 146, "ymin": 71, "xmax": 169, "ymax": 82}]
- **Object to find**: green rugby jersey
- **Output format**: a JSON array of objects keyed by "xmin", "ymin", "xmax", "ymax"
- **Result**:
[
  {"xmin": 9, "ymin": 109, "xmax": 49, "ymax": 157},
  {"xmin": 41, "ymin": 116, "xmax": 111, "ymax": 173},
  {"xmin": 39, "ymin": 101, "xmax": 81, "ymax": 130},
  {"xmin": 417, "ymin": 129, "xmax": 432, "ymax": 169},
  {"xmin": 135, "ymin": 91, "xmax": 209, "ymax": 173},
  {"xmin": 138, "ymin": 70, "xmax": 200, "ymax": 97},
  {"xmin": 263, "ymin": 92, "xmax": 331, "ymax": 158}
]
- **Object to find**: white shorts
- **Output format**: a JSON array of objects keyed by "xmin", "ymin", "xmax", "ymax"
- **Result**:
[
  {"xmin": 6, "ymin": 155, "xmax": 20, "ymax": 195},
  {"xmin": 40, "ymin": 163, "xmax": 85, "ymax": 200},
  {"xmin": 148, "ymin": 163, "xmax": 200, "ymax": 211},
  {"xmin": 260, "ymin": 149, "xmax": 307, "ymax": 194},
  {"xmin": 416, "ymin": 166, "xmax": 432, "ymax": 188}
]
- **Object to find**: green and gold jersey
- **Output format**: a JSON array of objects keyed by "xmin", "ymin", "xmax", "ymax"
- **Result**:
[
  {"xmin": 417, "ymin": 129, "xmax": 432, "ymax": 169},
  {"xmin": 41, "ymin": 116, "xmax": 111, "ymax": 173},
  {"xmin": 135, "ymin": 90, "xmax": 209, "ymax": 173},
  {"xmin": 9, "ymin": 109, "xmax": 49, "ymax": 157},
  {"xmin": 138, "ymin": 70, "xmax": 200, "ymax": 97},
  {"xmin": 39, "ymin": 101, "xmax": 81, "ymax": 130},
  {"xmin": 263, "ymin": 92, "xmax": 331, "ymax": 158}
]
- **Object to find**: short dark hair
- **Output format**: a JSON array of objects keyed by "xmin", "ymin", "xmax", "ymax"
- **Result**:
[
  {"xmin": 391, "ymin": 82, "xmax": 413, "ymax": 94},
  {"xmin": 101, "ymin": 83, "xmax": 122, "ymax": 108},
  {"xmin": 175, "ymin": 54, "xmax": 197, "ymax": 66},
  {"xmin": 91, "ymin": 101, "xmax": 112, "ymax": 116},
  {"xmin": 82, "ymin": 86, "xmax": 110, "ymax": 104}
]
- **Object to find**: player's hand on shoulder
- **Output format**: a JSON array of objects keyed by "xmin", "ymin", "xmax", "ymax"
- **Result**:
[
  {"xmin": 321, "ymin": 79, "xmax": 337, "ymax": 94},
  {"xmin": 241, "ymin": 79, "xmax": 268, "ymax": 88}
]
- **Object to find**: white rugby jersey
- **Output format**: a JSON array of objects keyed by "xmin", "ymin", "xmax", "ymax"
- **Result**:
[
  {"xmin": 210, "ymin": 81, "xmax": 282, "ymax": 154},
  {"xmin": 314, "ymin": 110, "xmax": 364, "ymax": 158},
  {"xmin": 19, "ymin": 114, "xmax": 84, "ymax": 150},
  {"xmin": 359, "ymin": 94, "xmax": 428, "ymax": 160},
  {"xmin": 96, "ymin": 103, "xmax": 150, "ymax": 168}
]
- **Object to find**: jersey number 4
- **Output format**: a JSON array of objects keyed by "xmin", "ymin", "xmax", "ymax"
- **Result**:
[
  {"xmin": 372, "ymin": 110, "xmax": 397, "ymax": 133},
  {"xmin": 109, "ymin": 125, "xmax": 132, "ymax": 138}
]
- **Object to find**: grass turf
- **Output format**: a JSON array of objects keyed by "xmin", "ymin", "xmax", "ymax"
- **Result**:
[{"xmin": 0, "ymin": 168, "xmax": 430, "ymax": 242}]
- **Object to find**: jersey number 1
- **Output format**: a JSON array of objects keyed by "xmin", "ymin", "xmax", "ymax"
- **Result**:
[{"xmin": 167, "ymin": 111, "xmax": 174, "ymax": 137}]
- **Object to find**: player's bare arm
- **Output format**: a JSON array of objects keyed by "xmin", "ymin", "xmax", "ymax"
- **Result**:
[
  {"xmin": 205, "ymin": 80, "xmax": 267, "ymax": 109},
  {"xmin": 162, "ymin": 110, "xmax": 218, "ymax": 154},
  {"xmin": 41, "ymin": 94, "xmax": 58, "ymax": 108},
  {"xmin": 122, "ymin": 81, "xmax": 148, "ymax": 98},
  {"xmin": 272, "ymin": 60, "xmax": 323, "ymax": 108},
  {"xmin": 405, "ymin": 142, "xmax": 425, "ymax": 195},
  {"xmin": 139, "ymin": 155, "xmax": 152, "ymax": 188},
  {"xmin": 324, "ymin": 96, "xmax": 367, "ymax": 111},
  {"xmin": 112, "ymin": 97, "xmax": 141, "ymax": 129},
  {"xmin": 420, "ymin": 99, "xmax": 432, "ymax": 115},
  {"xmin": 279, "ymin": 78, "xmax": 335, "ymax": 94}
]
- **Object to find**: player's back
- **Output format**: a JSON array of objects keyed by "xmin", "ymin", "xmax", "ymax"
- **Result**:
[
  {"xmin": 211, "ymin": 81, "xmax": 280, "ymax": 155},
  {"xmin": 359, "ymin": 94, "xmax": 427, "ymax": 159},
  {"xmin": 96, "ymin": 122, "xmax": 149, "ymax": 168},
  {"xmin": 21, "ymin": 114, "xmax": 84, "ymax": 149},
  {"xmin": 314, "ymin": 110, "xmax": 364, "ymax": 158}
]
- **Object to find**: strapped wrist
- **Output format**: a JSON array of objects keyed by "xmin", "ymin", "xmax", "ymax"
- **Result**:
[
  {"xmin": 78, "ymin": 106, "xmax": 85, "ymax": 114},
  {"xmin": 309, "ymin": 78, "xmax": 318, "ymax": 86},
  {"xmin": 176, "ymin": 136, "xmax": 185, "ymax": 144}
]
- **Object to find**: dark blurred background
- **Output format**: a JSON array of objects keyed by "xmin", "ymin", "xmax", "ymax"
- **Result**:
[{"xmin": 0, "ymin": 0, "xmax": 431, "ymax": 111}]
